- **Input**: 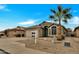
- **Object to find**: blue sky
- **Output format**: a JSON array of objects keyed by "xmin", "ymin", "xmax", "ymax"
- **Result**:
[{"xmin": 0, "ymin": 4, "xmax": 79, "ymax": 31}]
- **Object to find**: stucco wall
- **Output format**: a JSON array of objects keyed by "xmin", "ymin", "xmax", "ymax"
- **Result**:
[
  {"xmin": 7, "ymin": 31, "xmax": 16, "ymax": 37},
  {"xmin": 7, "ymin": 30, "xmax": 25, "ymax": 37},
  {"xmin": 48, "ymin": 25, "xmax": 65, "ymax": 37},
  {"xmin": 75, "ymin": 29, "xmax": 79, "ymax": 37},
  {"xmin": 25, "ymin": 29, "xmax": 39, "ymax": 39}
]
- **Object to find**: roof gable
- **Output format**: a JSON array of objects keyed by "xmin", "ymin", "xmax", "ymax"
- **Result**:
[{"xmin": 74, "ymin": 26, "xmax": 79, "ymax": 31}]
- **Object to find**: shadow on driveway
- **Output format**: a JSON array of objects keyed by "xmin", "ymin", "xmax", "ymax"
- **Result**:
[{"xmin": 0, "ymin": 49, "xmax": 10, "ymax": 54}]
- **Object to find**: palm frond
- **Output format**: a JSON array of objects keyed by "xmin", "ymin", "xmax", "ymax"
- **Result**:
[
  {"xmin": 49, "ymin": 15, "xmax": 55, "ymax": 19},
  {"xmin": 62, "ymin": 8, "xmax": 71, "ymax": 14},
  {"xmin": 54, "ymin": 19, "xmax": 58, "ymax": 22},
  {"xmin": 50, "ymin": 9, "xmax": 56, "ymax": 14},
  {"xmin": 63, "ymin": 19, "xmax": 68, "ymax": 23},
  {"xmin": 58, "ymin": 5, "xmax": 62, "ymax": 12},
  {"xmin": 56, "ymin": 12, "xmax": 60, "ymax": 17},
  {"xmin": 65, "ymin": 14, "xmax": 72, "ymax": 19},
  {"xmin": 50, "ymin": 5, "xmax": 72, "ymax": 25}
]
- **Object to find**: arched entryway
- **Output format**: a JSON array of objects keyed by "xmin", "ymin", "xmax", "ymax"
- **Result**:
[
  {"xmin": 52, "ymin": 26, "xmax": 56, "ymax": 35},
  {"xmin": 43, "ymin": 26, "xmax": 48, "ymax": 37}
]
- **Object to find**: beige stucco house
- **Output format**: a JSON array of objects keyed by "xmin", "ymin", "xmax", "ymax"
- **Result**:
[
  {"xmin": 25, "ymin": 21, "xmax": 67, "ymax": 38},
  {"xmin": 4, "ymin": 26, "xmax": 26, "ymax": 37},
  {"xmin": 74, "ymin": 26, "xmax": 79, "ymax": 37}
]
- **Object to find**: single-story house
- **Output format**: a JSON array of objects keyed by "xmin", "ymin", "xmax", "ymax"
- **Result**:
[
  {"xmin": 25, "ymin": 21, "xmax": 67, "ymax": 38},
  {"xmin": 4, "ymin": 26, "xmax": 26, "ymax": 37}
]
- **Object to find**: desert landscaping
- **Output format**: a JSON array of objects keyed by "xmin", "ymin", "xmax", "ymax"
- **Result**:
[
  {"xmin": 0, "ymin": 37, "xmax": 48, "ymax": 54},
  {"xmin": 17, "ymin": 37, "xmax": 79, "ymax": 54},
  {"xmin": 0, "ymin": 37, "xmax": 79, "ymax": 54}
]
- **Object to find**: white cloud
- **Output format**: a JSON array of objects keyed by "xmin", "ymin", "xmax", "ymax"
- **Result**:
[
  {"xmin": 0, "ymin": 5, "xmax": 6, "ymax": 9},
  {"xmin": 0, "ymin": 23, "xmax": 16, "ymax": 31},
  {"xmin": 62, "ymin": 16, "xmax": 79, "ymax": 30},
  {"xmin": 46, "ymin": 20, "xmax": 51, "ymax": 22},
  {"xmin": 0, "ymin": 4, "xmax": 10, "ymax": 11},
  {"xmin": 46, "ymin": 16, "xmax": 79, "ymax": 26},
  {"xmin": 18, "ymin": 20, "xmax": 35, "ymax": 25},
  {"xmin": 68, "ymin": 16, "xmax": 79, "ymax": 25}
]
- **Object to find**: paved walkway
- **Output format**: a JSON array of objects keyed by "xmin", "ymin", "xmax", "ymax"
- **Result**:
[{"xmin": 0, "ymin": 38, "xmax": 48, "ymax": 54}]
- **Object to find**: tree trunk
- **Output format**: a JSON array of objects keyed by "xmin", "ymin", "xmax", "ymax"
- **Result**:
[
  {"xmin": 59, "ymin": 18, "xmax": 61, "ymax": 34},
  {"xmin": 57, "ymin": 18, "xmax": 63, "ymax": 40}
]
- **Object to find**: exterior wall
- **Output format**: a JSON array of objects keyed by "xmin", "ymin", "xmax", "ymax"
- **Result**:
[
  {"xmin": 25, "ymin": 29, "xmax": 39, "ymax": 39},
  {"xmin": 48, "ymin": 27, "xmax": 52, "ymax": 36},
  {"xmin": 48, "ymin": 25, "xmax": 57, "ymax": 37},
  {"xmin": 66, "ymin": 28, "xmax": 72, "ymax": 37},
  {"xmin": 66, "ymin": 31, "xmax": 72, "ymax": 37},
  {"xmin": 38, "ymin": 28, "xmax": 43, "ymax": 37},
  {"xmin": 75, "ymin": 29, "xmax": 79, "ymax": 37},
  {"xmin": 7, "ymin": 30, "xmax": 16, "ymax": 37},
  {"xmin": 7, "ymin": 30, "xmax": 25, "ymax": 37},
  {"xmin": 56, "ymin": 26, "xmax": 60, "ymax": 35},
  {"xmin": 48, "ymin": 25, "xmax": 66, "ymax": 37}
]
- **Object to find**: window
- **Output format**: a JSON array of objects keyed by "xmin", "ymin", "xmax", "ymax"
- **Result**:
[
  {"xmin": 32, "ymin": 32, "xmax": 35, "ymax": 37},
  {"xmin": 32, "ymin": 32, "xmax": 35, "ymax": 34},
  {"xmin": 32, "ymin": 35, "xmax": 35, "ymax": 37},
  {"xmin": 64, "ymin": 42, "xmax": 71, "ymax": 47}
]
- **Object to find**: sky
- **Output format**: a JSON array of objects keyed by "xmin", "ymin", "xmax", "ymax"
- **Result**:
[{"xmin": 0, "ymin": 4, "xmax": 79, "ymax": 31}]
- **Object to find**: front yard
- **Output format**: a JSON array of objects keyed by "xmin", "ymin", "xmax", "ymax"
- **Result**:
[
  {"xmin": 17, "ymin": 37, "xmax": 79, "ymax": 53},
  {"xmin": 0, "ymin": 37, "xmax": 79, "ymax": 54}
]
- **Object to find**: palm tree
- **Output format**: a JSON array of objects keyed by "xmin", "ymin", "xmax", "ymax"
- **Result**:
[{"xmin": 49, "ymin": 5, "xmax": 72, "ymax": 40}]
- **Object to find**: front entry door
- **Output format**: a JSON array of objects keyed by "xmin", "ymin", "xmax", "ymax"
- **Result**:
[{"xmin": 43, "ymin": 26, "xmax": 48, "ymax": 37}]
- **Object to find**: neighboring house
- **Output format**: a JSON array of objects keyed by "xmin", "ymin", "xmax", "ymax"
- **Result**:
[
  {"xmin": 66, "ymin": 28, "xmax": 73, "ymax": 37},
  {"xmin": 74, "ymin": 26, "xmax": 79, "ymax": 37},
  {"xmin": 4, "ymin": 26, "xmax": 26, "ymax": 37}
]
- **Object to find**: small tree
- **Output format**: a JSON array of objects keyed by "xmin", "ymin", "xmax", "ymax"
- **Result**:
[{"xmin": 49, "ymin": 5, "xmax": 72, "ymax": 40}]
